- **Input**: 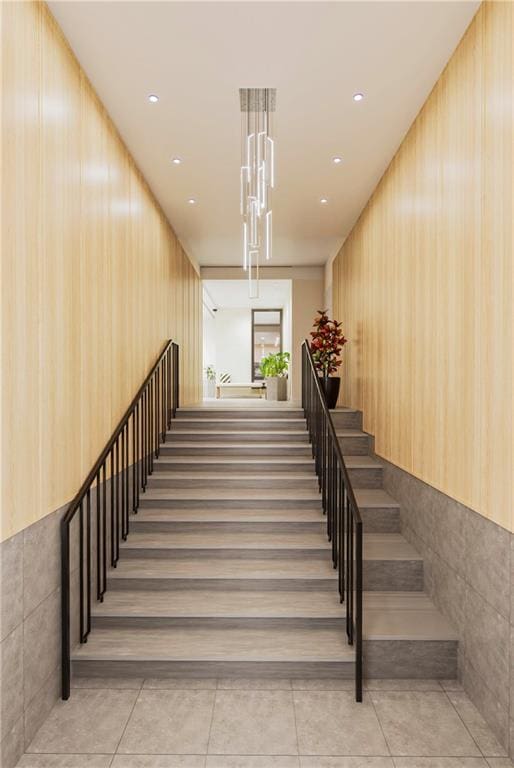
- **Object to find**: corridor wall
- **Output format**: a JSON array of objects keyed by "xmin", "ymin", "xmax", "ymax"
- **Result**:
[
  {"xmin": 332, "ymin": 1, "xmax": 513, "ymax": 531},
  {"xmin": 1, "ymin": 1, "xmax": 202, "ymax": 541}
]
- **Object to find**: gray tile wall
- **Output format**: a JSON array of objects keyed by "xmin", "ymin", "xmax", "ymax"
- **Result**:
[
  {"xmin": 0, "ymin": 471, "xmax": 131, "ymax": 768},
  {"xmin": 371, "ymin": 449, "xmax": 513, "ymax": 757},
  {"xmin": 0, "ymin": 504, "xmax": 66, "ymax": 768}
]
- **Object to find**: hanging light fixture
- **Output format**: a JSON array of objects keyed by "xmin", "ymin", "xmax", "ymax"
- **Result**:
[{"xmin": 240, "ymin": 88, "xmax": 276, "ymax": 298}]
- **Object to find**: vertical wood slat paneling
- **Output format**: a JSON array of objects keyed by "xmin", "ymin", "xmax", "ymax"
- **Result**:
[
  {"xmin": 332, "ymin": 2, "xmax": 513, "ymax": 531},
  {"xmin": 1, "ymin": 1, "xmax": 202, "ymax": 541}
]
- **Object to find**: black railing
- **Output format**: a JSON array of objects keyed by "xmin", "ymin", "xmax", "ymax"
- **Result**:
[
  {"xmin": 301, "ymin": 340, "xmax": 363, "ymax": 701},
  {"xmin": 60, "ymin": 340, "xmax": 179, "ymax": 699}
]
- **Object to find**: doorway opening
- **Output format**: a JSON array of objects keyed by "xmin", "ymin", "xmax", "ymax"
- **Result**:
[{"xmin": 202, "ymin": 279, "xmax": 292, "ymax": 403}]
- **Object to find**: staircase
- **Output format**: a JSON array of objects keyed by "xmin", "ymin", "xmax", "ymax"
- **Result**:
[{"xmin": 72, "ymin": 405, "xmax": 457, "ymax": 681}]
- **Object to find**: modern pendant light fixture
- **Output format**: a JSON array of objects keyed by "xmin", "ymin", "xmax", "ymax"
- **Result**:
[{"xmin": 240, "ymin": 88, "xmax": 276, "ymax": 298}]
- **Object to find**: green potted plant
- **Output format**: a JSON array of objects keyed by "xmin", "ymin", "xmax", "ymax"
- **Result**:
[
  {"xmin": 204, "ymin": 365, "xmax": 216, "ymax": 399},
  {"xmin": 259, "ymin": 351, "xmax": 290, "ymax": 401},
  {"xmin": 310, "ymin": 310, "xmax": 347, "ymax": 408}
]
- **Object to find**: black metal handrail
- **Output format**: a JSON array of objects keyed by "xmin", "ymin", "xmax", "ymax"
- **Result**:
[
  {"xmin": 60, "ymin": 340, "xmax": 179, "ymax": 699},
  {"xmin": 301, "ymin": 340, "xmax": 363, "ymax": 701}
]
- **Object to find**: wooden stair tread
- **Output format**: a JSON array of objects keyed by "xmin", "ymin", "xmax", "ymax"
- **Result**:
[
  {"xmin": 72, "ymin": 626, "xmax": 355, "ymax": 663},
  {"xmin": 107, "ymin": 556, "xmax": 337, "ymax": 580}
]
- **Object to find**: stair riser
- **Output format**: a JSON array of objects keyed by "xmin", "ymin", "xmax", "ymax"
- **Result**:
[
  {"xmin": 146, "ymin": 477, "xmax": 318, "ymax": 490},
  {"xmin": 177, "ymin": 410, "xmax": 304, "ymax": 420},
  {"xmin": 91, "ymin": 617, "xmax": 345, "ymax": 630},
  {"xmin": 159, "ymin": 446, "xmax": 312, "ymax": 457},
  {"xmin": 337, "ymin": 436, "xmax": 370, "ymax": 455},
  {"xmin": 153, "ymin": 462, "xmax": 315, "ymax": 474},
  {"xmin": 167, "ymin": 432, "xmax": 309, "ymax": 443},
  {"xmin": 364, "ymin": 640, "xmax": 457, "ymax": 679},
  {"xmin": 130, "ymin": 521, "xmax": 326, "ymax": 535},
  {"xmin": 359, "ymin": 508, "xmax": 401, "ymax": 533},
  {"xmin": 139, "ymin": 498, "xmax": 321, "ymax": 510},
  {"xmin": 108, "ymin": 577, "xmax": 338, "ymax": 591},
  {"xmin": 330, "ymin": 411, "xmax": 362, "ymax": 430},
  {"xmin": 72, "ymin": 659, "xmax": 354, "ymax": 680},
  {"xmin": 172, "ymin": 421, "xmax": 306, "ymax": 432},
  {"xmin": 363, "ymin": 561, "xmax": 424, "ymax": 591},
  {"xmin": 120, "ymin": 548, "xmax": 331, "ymax": 560},
  {"xmin": 347, "ymin": 467, "xmax": 383, "ymax": 489}
]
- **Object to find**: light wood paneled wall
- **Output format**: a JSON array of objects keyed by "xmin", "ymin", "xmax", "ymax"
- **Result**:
[
  {"xmin": 332, "ymin": 2, "xmax": 513, "ymax": 531},
  {"xmin": 1, "ymin": 1, "xmax": 202, "ymax": 541}
]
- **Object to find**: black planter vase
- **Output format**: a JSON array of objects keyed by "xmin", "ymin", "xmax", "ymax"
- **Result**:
[{"xmin": 320, "ymin": 376, "xmax": 341, "ymax": 409}]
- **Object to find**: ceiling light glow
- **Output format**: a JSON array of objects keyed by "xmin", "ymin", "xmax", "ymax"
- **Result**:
[
  {"xmin": 333, "ymin": 156, "xmax": 343, "ymax": 164},
  {"xmin": 171, "ymin": 157, "xmax": 182, "ymax": 165},
  {"xmin": 148, "ymin": 94, "xmax": 159, "ymax": 103},
  {"xmin": 187, "ymin": 198, "xmax": 196, "ymax": 205},
  {"xmin": 320, "ymin": 197, "xmax": 329, "ymax": 204},
  {"xmin": 353, "ymin": 92, "xmax": 364, "ymax": 102}
]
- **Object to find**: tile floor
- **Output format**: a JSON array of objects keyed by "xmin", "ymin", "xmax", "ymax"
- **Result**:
[{"xmin": 16, "ymin": 678, "xmax": 512, "ymax": 768}]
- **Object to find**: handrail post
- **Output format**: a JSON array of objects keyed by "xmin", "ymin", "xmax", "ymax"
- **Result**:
[
  {"xmin": 61, "ymin": 521, "xmax": 71, "ymax": 700},
  {"xmin": 355, "ymin": 519, "xmax": 363, "ymax": 702}
]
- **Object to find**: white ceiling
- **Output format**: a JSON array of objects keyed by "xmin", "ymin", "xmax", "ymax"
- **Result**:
[
  {"xmin": 50, "ymin": 1, "xmax": 479, "ymax": 267},
  {"xmin": 204, "ymin": 279, "xmax": 291, "ymax": 310}
]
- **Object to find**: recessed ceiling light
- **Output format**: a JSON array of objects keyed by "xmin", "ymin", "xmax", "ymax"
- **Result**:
[
  {"xmin": 320, "ymin": 197, "xmax": 329, "ymax": 205},
  {"xmin": 353, "ymin": 92, "xmax": 364, "ymax": 102},
  {"xmin": 332, "ymin": 156, "xmax": 343, "ymax": 164},
  {"xmin": 148, "ymin": 94, "xmax": 159, "ymax": 103},
  {"xmin": 187, "ymin": 198, "xmax": 197, "ymax": 205},
  {"xmin": 171, "ymin": 157, "xmax": 182, "ymax": 165}
]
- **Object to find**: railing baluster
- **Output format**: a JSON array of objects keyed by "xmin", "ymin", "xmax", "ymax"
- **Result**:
[
  {"xmin": 143, "ymin": 386, "xmax": 148, "ymax": 488},
  {"xmin": 101, "ymin": 462, "xmax": 106, "ymax": 599},
  {"xmin": 132, "ymin": 412, "xmax": 136, "ymax": 512},
  {"xmin": 79, "ymin": 500, "xmax": 84, "ymax": 641},
  {"xmin": 96, "ymin": 471, "xmax": 101, "ymax": 601},
  {"xmin": 110, "ymin": 447, "xmax": 115, "ymax": 567},
  {"xmin": 114, "ymin": 439, "xmax": 119, "ymax": 564},
  {"xmin": 86, "ymin": 489, "xmax": 91, "ymax": 640},
  {"xmin": 121, "ymin": 429, "xmax": 126, "ymax": 541},
  {"xmin": 125, "ymin": 422, "xmax": 130, "ymax": 540}
]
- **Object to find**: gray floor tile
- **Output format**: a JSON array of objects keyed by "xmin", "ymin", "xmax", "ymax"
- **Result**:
[
  {"xmin": 393, "ymin": 760, "xmax": 488, "ymax": 767},
  {"xmin": 208, "ymin": 690, "xmax": 297, "ymax": 755},
  {"xmin": 207, "ymin": 758, "xmax": 299, "ymax": 767},
  {"xmin": 300, "ymin": 759, "xmax": 394, "ymax": 767},
  {"xmin": 118, "ymin": 690, "xmax": 215, "ymax": 754},
  {"xmin": 447, "ymin": 693, "xmax": 508, "ymax": 757},
  {"xmin": 143, "ymin": 678, "xmax": 216, "ymax": 690},
  {"xmin": 293, "ymin": 691, "xmax": 388, "ymax": 756},
  {"xmin": 26, "ymin": 690, "xmax": 138, "ymax": 754},
  {"xmin": 365, "ymin": 680, "xmax": 443, "ymax": 691},
  {"xmin": 217, "ymin": 678, "xmax": 292, "ymax": 690},
  {"xmin": 292, "ymin": 679, "xmax": 354, "ymax": 691},
  {"xmin": 16, "ymin": 756, "xmax": 112, "ymax": 767},
  {"xmin": 486, "ymin": 761, "xmax": 514, "ymax": 767},
  {"xmin": 371, "ymin": 692, "xmax": 481, "ymax": 757},
  {"xmin": 1, "ymin": 716, "xmax": 24, "ymax": 768},
  {"xmin": 71, "ymin": 677, "xmax": 143, "ymax": 690},
  {"xmin": 111, "ymin": 757, "xmax": 205, "ymax": 767}
]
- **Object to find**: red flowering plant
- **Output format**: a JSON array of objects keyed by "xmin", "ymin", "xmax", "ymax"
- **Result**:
[{"xmin": 310, "ymin": 310, "xmax": 347, "ymax": 377}]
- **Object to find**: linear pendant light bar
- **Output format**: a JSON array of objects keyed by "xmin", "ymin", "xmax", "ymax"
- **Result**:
[{"xmin": 240, "ymin": 88, "xmax": 276, "ymax": 297}]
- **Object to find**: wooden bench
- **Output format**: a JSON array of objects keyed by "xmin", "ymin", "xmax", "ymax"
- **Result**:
[{"xmin": 216, "ymin": 382, "xmax": 266, "ymax": 399}]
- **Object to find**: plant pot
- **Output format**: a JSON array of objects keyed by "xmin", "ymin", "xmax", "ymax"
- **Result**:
[
  {"xmin": 320, "ymin": 376, "xmax": 340, "ymax": 409},
  {"xmin": 204, "ymin": 379, "xmax": 216, "ymax": 399},
  {"xmin": 265, "ymin": 377, "xmax": 287, "ymax": 401}
]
